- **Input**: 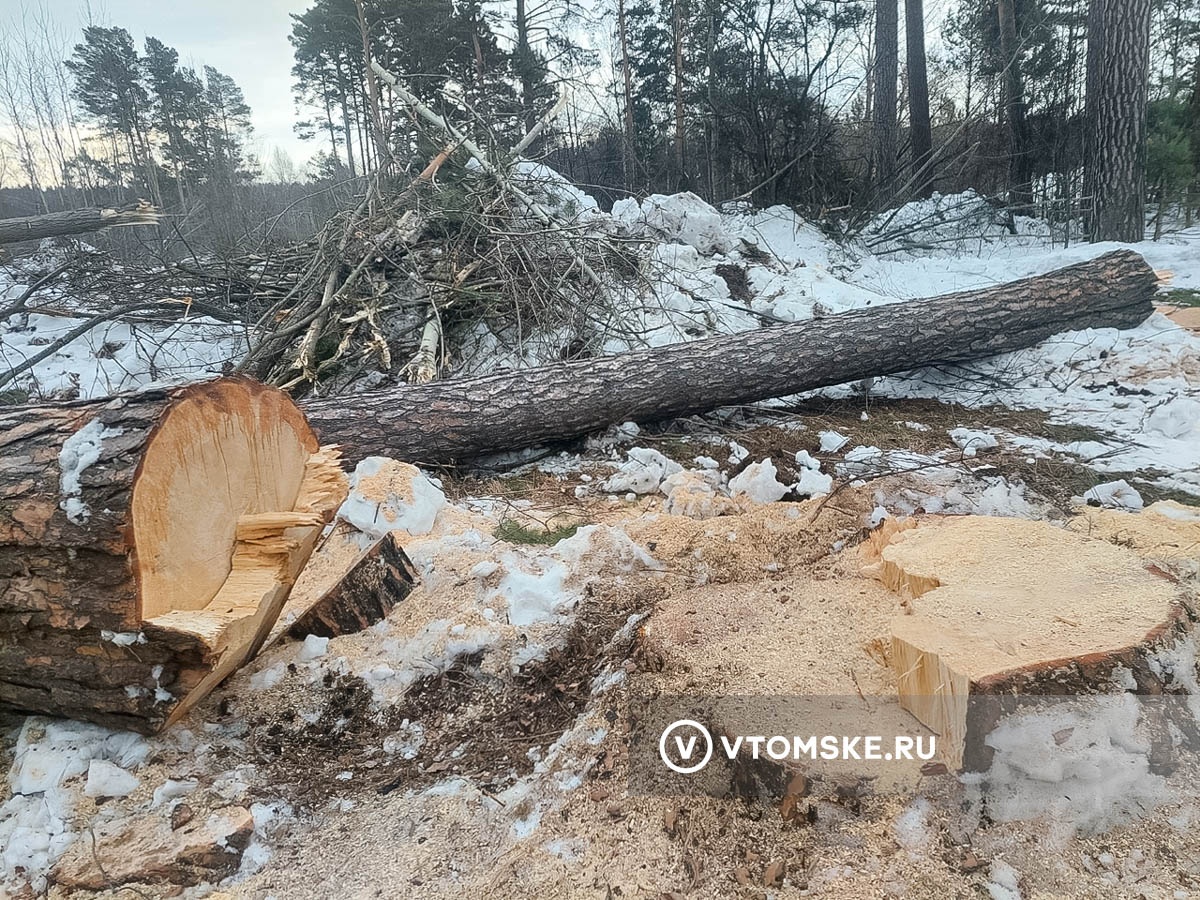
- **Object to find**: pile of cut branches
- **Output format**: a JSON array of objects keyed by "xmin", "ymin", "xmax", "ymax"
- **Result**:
[
  {"xmin": 204, "ymin": 66, "xmax": 638, "ymax": 393},
  {"xmin": 1, "ymin": 66, "xmax": 641, "ymax": 398}
]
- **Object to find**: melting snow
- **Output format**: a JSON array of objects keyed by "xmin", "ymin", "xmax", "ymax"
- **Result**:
[{"xmin": 57, "ymin": 418, "xmax": 123, "ymax": 524}]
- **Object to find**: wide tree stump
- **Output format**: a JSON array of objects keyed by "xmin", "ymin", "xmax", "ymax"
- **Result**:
[
  {"xmin": 0, "ymin": 378, "xmax": 347, "ymax": 732},
  {"xmin": 868, "ymin": 516, "xmax": 1196, "ymax": 770}
]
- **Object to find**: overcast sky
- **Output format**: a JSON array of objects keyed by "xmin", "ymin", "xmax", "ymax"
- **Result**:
[{"xmin": 31, "ymin": 0, "xmax": 314, "ymax": 169}]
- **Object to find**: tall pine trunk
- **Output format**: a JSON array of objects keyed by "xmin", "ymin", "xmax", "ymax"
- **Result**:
[
  {"xmin": 514, "ymin": 0, "xmax": 537, "ymax": 132},
  {"xmin": 356, "ymin": 0, "xmax": 390, "ymax": 176},
  {"xmin": 1187, "ymin": 33, "xmax": 1200, "ymax": 227},
  {"xmin": 617, "ymin": 0, "xmax": 638, "ymax": 191},
  {"xmin": 904, "ymin": 0, "xmax": 933, "ymax": 198},
  {"xmin": 1084, "ymin": 0, "xmax": 1152, "ymax": 242},
  {"xmin": 998, "ymin": 0, "xmax": 1033, "ymax": 214},
  {"xmin": 671, "ymin": 0, "xmax": 687, "ymax": 190},
  {"xmin": 872, "ymin": 0, "xmax": 899, "ymax": 199}
]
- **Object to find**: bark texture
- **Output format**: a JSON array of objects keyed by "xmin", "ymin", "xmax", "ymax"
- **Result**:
[
  {"xmin": 997, "ymin": 0, "xmax": 1033, "ymax": 213},
  {"xmin": 1084, "ymin": 0, "xmax": 1153, "ymax": 242},
  {"xmin": 1, "ymin": 392, "xmax": 172, "ymax": 634},
  {"xmin": 0, "ymin": 202, "xmax": 159, "ymax": 245},
  {"xmin": 304, "ymin": 250, "xmax": 1157, "ymax": 465},
  {"xmin": 904, "ymin": 0, "xmax": 933, "ymax": 197},
  {"xmin": 288, "ymin": 533, "xmax": 417, "ymax": 639},
  {"xmin": 872, "ymin": 0, "xmax": 899, "ymax": 194}
]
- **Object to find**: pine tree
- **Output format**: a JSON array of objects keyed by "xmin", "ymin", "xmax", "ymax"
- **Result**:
[
  {"xmin": 65, "ymin": 25, "xmax": 161, "ymax": 203},
  {"xmin": 1084, "ymin": 0, "xmax": 1153, "ymax": 241},
  {"xmin": 997, "ymin": 0, "xmax": 1034, "ymax": 211},
  {"xmin": 143, "ymin": 36, "xmax": 199, "ymax": 206},
  {"xmin": 872, "ymin": 0, "xmax": 899, "ymax": 195},
  {"xmin": 904, "ymin": 0, "xmax": 933, "ymax": 197},
  {"xmin": 200, "ymin": 66, "xmax": 256, "ymax": 189}
]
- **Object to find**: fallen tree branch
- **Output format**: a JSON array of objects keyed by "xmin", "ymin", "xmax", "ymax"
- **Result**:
[
  {"xmin": 303, "ymin": 250, "xmax": 1157, "ymax": 464},
  {"xmin": 0, "ymin": 260, "xmax": 73, "ymax": 319},
  {"xmin": 0, "ymin": 201, "xmax": 159, "ymax": 245}
]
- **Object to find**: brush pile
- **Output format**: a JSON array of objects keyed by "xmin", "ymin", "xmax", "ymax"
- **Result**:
[{"xmin": 2, "ymin": 69, "xmax": 638, "ymax": 397}]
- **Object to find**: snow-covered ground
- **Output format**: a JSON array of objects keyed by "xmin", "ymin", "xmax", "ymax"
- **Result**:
[
  {"xmin": 3, "ymin": 185, "xmax": 1200, "ymax": 897},
  {"xmin": 0, "ymin": 249, "xmax": 246, "ymax": 402}
]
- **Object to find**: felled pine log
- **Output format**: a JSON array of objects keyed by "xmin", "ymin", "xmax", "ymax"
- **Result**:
[
  {"xmin": 0, "ymin": 378, "xmax": 347, "ymax": 732},
  {"xmin": 866, "ymin": 516, "xmax": 1196, "ymax": 771},
  {"xmin": 0, "ymin": 201, "xmax": 159, "ymax": 246},
  {"xmin": 304, "ymin": 250, "xmax": 1158, "ymax": 464}
]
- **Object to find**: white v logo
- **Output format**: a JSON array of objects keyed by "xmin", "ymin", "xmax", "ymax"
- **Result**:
[{"xmin": 674, "ymin": 734, "xmax": 698, "ymax": 759}]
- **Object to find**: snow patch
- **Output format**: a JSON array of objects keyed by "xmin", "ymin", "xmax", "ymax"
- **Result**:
[
  {"xmin": 949, "ymin": 427, "xmax": 998, "ymax": 458},
  {"xmin": 338, "ymin": 457, "xmax": 446, "ymax": 538},
  {"xmin": 83, "ymin": 759, "xmax": 139, "ymax": 798},
  {"xmin": 819, "ymin": 430, "xmax": 849, "ymax": 452},
  {"xmin": 58, "ymin": 418, "xmax": 123, "ymax": 524},
  {"xmin": 728, "ymin": 458, "xmax": 789, "ymax": 504},
  {"xmin": 1082, "ymin": 479, "xmax": 1144, "ymax": 511},
  {"xmin": 603, "ymin": 447, "xmax": 682, "ymax": 495}
]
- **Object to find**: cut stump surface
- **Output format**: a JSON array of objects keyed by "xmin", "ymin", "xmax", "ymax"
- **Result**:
[
  {"xmin": 0, "ymin": 377, "xmax": 347, "ymax": 732},
  {"xmin": 871, "ymin": 516, "xmax": 1195, "ymax": 770}
]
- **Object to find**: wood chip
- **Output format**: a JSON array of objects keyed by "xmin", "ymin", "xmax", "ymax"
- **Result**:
[{"xmin": 763, "ymin": 858, "xmax": 786, "ymax": 887}]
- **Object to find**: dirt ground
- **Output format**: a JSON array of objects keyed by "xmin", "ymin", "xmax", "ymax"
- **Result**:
[
  {"xmin": 10, "ymin": 404, "xmax": 1200, "ymax": 900},
  {"xmin": 231, "ymin": 484, "xmax": 1200, "ymax": 899}
]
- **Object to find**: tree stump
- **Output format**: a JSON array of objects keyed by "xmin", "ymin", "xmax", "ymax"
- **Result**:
[
  {"xmin": 868, "ymin": 516, "xmax": 1196, "ymax": 770},
  {"xmin": 0, "ymin": 378, "xmax": 347, "ymax": 732}
]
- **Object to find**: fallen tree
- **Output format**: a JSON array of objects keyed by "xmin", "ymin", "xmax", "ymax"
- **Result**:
[
  {"xmin": 0, "ymin": 201, "xmax": 159, "ymax": 245},
  {"xmin": 304, "ymin": 249, "xmax": 1157, "ymax": 465},
  {"xmin": 0, "ymin": 378, "xmax": 347, "ymax": 732}
]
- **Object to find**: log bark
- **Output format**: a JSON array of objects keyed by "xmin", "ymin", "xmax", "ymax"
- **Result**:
[
  {"xmin": 0, "ymin": 377, "xmax": 347, "ymax": 732},
  {"xmin": 304, "ymin": 249, "xmax": 1157, "ymax": 466},
  {"xmin": 286, "ymin": 531, "xmax": 416, "ymax": 640},
  {"xmin": 0, "ymin": 202, "xmax": 160, "ymax": 246},
  {"xmin": 868, "ymin": 516, "xmax": 1195, "ymax": 771}
]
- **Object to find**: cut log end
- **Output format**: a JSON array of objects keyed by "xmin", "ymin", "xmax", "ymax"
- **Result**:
[
  {"xmin": 0, "ymin": 377, "xmax": 348, "ymax": 732},
  {"xmin": 871, "ymin": 516, "xmax": 1194, "ymax": 771}
]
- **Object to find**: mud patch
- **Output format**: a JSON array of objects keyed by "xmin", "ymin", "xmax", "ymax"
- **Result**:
[
  {"xmin": 371, "ymin": 584, "xmax": 662, "ymax": 797},
  {"xmin": 242, "ymin": 584, "xmax": 663, "ymax": 810}
]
